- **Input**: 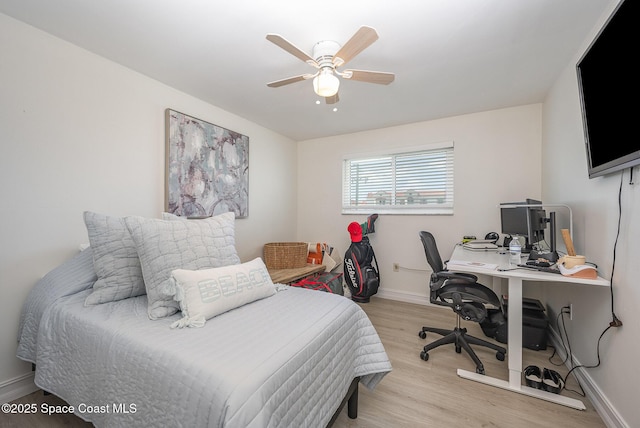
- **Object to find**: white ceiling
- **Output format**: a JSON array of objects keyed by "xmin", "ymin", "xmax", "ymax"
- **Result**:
[{"xmin": 0, "ymin": 0, "xmax": 611, "ymax": 141}]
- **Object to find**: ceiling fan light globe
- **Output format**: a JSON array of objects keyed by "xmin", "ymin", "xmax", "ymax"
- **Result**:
[{"xmin": 313, "ymin": 71, "xmax": 340, "ymax": 97}]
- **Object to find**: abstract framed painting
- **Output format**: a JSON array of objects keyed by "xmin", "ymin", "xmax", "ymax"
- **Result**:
[{"xmin": 165, "ymin": 109, "xmax": 249, "ymax": 218}]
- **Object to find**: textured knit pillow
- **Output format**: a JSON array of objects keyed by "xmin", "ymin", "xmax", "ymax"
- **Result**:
[
  {"xmin": 169, "ymin": 257, "xmax": 276, "ymax": 328},
  {"xmin": 83, "ymin": 211, "xmax": 146, "ymax": 306},
  {"xmin": 125, "ymin": 212, "xmax": 241, "ymax": 320}
]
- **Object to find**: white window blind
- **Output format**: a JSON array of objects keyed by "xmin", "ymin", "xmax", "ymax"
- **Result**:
[{"xmin": 342, "ymin": 143, "xmax": 454, "ymax": 215}]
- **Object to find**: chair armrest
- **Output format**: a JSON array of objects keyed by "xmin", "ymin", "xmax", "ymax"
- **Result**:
[{"xmin": 437, "ymin": 271, "xmax": 478, "ymax": 283}]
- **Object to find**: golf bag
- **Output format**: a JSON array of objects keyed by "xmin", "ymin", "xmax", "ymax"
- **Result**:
[{"xmin": 344, "ymin": 235, "xmax": 380, "ymax": 303}]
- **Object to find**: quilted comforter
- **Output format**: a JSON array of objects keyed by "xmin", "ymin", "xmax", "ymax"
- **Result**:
[{"xmin": 17, "ymin": 250, "xmax": 391, "ymax": 427}]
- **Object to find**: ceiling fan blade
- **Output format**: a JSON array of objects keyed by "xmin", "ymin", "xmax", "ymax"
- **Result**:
[
  {"xmin": 266, "ymin": 34, "xmax": 318, "ymax": 67},
  {"xmin": 343, "ymin": 69, "xmax": 395, "ymax": 85},
  {"xmin": 267, "ymin": 74, "xmax": 313, "ymax": 88},
  {"xmin": 325, "ymin": 93, "xmax": 339, "ymax": 104},
  {"xmin": 333, "ymin": 26, "xmax": 379, "ymax": 67}
]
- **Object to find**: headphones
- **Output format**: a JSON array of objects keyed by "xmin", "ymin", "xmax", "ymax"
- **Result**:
[{"xmin": 485, "ymin": 232, "xmax": 499, "ymax": 244}]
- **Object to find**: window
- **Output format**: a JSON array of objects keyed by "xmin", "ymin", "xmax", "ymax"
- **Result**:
[{"xmin": 342, "ymin": 142, "xmax": 454, "ymax": 215}]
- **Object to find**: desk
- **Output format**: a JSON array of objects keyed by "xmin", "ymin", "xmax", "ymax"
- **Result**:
[{"xmin": 447, "ymin": 245, "xmax": 609, "ymax": 410}]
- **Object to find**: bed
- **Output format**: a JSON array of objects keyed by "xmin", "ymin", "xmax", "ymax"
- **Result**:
[{"xmin": 16, "ymin": 212, "xmax": 392, "ymax": 427}]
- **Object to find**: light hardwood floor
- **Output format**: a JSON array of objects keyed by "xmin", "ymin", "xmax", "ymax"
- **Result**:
[{"xmin": 3, "ymin": 298, "xmax": 606, "ymax": 428}]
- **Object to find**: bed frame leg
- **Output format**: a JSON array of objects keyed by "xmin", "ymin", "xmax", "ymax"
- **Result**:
[
  {"xmin": 347, "ymin": 382, "xmax": 358, "ymax": 419},
  {"xmin": 32, "ymin": 364, "xmax": 51, "ymax": 395},
  {"xmin": 326, "ymin": 377, "xmax": 360, "ymax": 427}
]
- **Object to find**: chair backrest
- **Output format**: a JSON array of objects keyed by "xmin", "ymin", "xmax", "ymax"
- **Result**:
[
  {"xmin": 419, "ymin": 231, "xmax": 444, "ymax": 274},
  {"xmin": 419, "ymin": 231, "xmax": 452, "ymax": 301}
]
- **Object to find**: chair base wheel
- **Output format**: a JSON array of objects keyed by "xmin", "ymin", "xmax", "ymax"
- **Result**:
[
  {"xmin": 418, "ymin": 330, "xmax": 427, "ymax": 339},
  {"xmin": 496, "ymin": 352, "xmax": 505, "ymax": 361},
  {"xmin": 420, "ymin": 350, "xmax": 429, "ymax": 361}
]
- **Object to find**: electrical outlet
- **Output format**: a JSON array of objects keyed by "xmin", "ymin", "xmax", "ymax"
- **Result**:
[{"xmin": 392, "ymin": 263, "xmax": 399, "ymax": 272}]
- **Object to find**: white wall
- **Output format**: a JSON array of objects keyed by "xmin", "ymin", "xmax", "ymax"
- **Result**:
[
  {"xmin": 0, "ymin": 13, "xmax": 298, "ymax": 393},
  {"xmin": 297, "ymin": 104, "xmax": 542, "ymax": 302},
  {"xmin": 541, "ymin": 2, "xmax": 637, "ymax": 425}
]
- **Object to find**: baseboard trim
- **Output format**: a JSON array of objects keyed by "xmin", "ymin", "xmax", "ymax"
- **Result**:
[
  {"xmin": 0, "ymin": 372, "xmax": 38, "ymax": 404},
  {"xmin": 547, "ymin": 327, "xmax": 627, "ymax": 428},
  {"xmin": 374, "ymin": 288, "xmax": 429, "ymax": 306}
]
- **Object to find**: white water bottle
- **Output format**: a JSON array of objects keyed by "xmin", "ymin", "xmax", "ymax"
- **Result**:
[{"xmin": 509, "ymin": 236, "xmax": 522, "ymax": 266}]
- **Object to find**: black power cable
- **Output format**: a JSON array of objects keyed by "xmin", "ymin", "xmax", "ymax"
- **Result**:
[
  {"xmin": 546, "ymin": 167, "xmax": 630, "ymax": 394},
  {"xmin": 608, "ymin": 171, "xmax": 624, "ymax": 327},
  {"xmin": 550, "ymin": 307, "xmax": 613, "ymax": 396}
]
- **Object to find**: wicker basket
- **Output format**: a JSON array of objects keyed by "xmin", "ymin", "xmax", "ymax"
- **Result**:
[{"xmin": 263, "ymin": 242, "xmax": 308, "ymax": 269}]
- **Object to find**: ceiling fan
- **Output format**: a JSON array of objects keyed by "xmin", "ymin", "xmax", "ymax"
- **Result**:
[{"xmin": 266, "ymin": 26, "xmax": 395, "ymax": 104}]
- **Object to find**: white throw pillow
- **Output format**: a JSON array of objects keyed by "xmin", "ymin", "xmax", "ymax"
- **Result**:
[
  {"xmin": 170, "ymin": 257, "xmax": 276, "ymax": 328},
  {"xmin": 125, "ymin": 212, "xmax": 241, "ymax": 320}
]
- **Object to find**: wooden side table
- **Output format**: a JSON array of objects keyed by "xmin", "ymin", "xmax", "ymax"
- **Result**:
[{"xmin": 268, "ymin": 264, "xmax": 326, "ymax": 284}]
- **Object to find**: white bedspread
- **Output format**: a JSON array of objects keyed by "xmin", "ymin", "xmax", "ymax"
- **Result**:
[{"xmin": 20, "ymin": 282, "xmax": 391, "ymax": 427}]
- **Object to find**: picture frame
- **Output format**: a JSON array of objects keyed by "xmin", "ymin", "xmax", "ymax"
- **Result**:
[{"xmin": 165, "ymin": 109, "xmax": 249, "ymax": 218}]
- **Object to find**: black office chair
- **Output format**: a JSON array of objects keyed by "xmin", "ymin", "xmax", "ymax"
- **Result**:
[{"xmin": 418, "ymin": 231, "xmax": 506, "ymax": 374}]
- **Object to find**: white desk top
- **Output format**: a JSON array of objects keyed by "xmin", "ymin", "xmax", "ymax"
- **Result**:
[{"xmin": 448, "ymin": 245, "xmax": 609, "ymax": 287}]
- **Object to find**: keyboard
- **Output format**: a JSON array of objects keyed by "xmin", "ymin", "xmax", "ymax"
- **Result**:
[{"xmin": 517, "ymin": 264, "xmax": 561, "ymax": 274}]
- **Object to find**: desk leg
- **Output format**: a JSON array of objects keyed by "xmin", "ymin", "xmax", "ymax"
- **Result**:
[
  {"xmin": 457, "ymin": 276, "xmax": 586, "ymax": 410},
  {"xmin": 508, "ymin": 277, "xmax": 523, "ymax": 389}
]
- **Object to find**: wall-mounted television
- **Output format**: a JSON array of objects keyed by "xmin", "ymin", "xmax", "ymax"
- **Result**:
[{"xmin": 576, "ymin": 0, "xmax": 638, "ymax": 179}]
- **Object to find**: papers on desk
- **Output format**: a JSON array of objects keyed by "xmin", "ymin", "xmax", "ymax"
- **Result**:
[
  {"xmin": 447, "ymin": 259, "xmax": 499, "ymax": 271},
  {"xmin": 462, "ymin": 241, "xmax": 499, "ymax": 250}
]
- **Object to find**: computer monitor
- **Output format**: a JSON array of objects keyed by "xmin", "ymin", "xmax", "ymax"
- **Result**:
[
  {"xmin": 500, "ymin": 202, "xmax": 528, "ymax": 235},
  {"xmin": 500, "ymin": 199, "xmax": 547, "ymax": 252}
]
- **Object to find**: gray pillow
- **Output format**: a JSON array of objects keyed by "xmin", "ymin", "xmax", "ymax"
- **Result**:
[
  {"xmin": 125, "ymin": 212, "xmax": 241, "ymax": 320},
  {"xmin": 162, "ymin": 212, "xmax": 183, "ymax": 221},
  {"xmin": 83, "ymin": 211, "xmax": 146, "ymax": 306}
]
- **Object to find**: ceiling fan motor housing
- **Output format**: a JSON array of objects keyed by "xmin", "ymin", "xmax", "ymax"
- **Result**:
[{"xmin": 312, "ymin": 40, "xmax": 341, "ymax": 66}]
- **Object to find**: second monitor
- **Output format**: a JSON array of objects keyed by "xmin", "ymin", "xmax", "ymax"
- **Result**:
[{"xmin": 500, "ymin": 198, "xmax": 548, "ymax": 253}]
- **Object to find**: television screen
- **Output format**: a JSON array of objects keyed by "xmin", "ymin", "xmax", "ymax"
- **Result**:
[{"xmin": 576, "ymin": 0, "xmax": 639, "ymax": 178}]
